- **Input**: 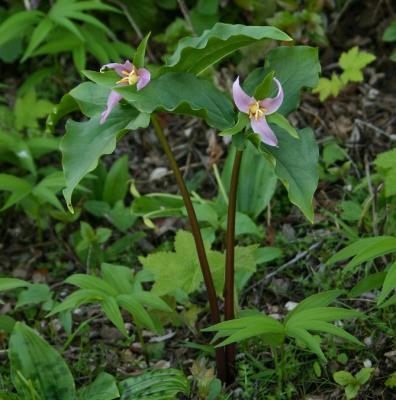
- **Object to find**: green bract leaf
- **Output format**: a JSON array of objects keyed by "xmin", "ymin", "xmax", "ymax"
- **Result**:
[
  {"xmin": 9, "ymin": 323, "xmax": 75, "ymax": 399},
  {"xmin": 133, "ymin": 32, "xmax": 150, "ymax": 68},
  {"xmin": 117, "ymin": 72, "xmax": 235, "ymax": 130},
  {"xmin": 267, "ymin": 112, "xmax": 299, "ymax": 139},
  {"xmin": 219, "ymin": 112, "xmax": 249, "ymax": 136},
  {"xmin": 254, "ymin": 71, "xmax": 275, "ymax": 99},
  {"xmin": 161, "ymin": 23, "xmax": 291, "ymax": 75},
  {"xmin": 258, "ymin": 127, "xmax": 319, "ymax": 222}
]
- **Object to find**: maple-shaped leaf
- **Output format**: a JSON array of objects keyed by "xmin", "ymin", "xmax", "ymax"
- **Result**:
[
  {"xmin": 139, "ymin": 230, "xmax": 257, "ymax": 298},
  {"xmin": 15, "ymin": 90, "xmax": 53, "ymax": 130},
  {"xmin": 312, "ymin": 74, "xmax": 343, "ymax": 101},
  {"xmin": 339, "ymin": 47, "xmax": 376, "ymax": 83},
  {"xmin": 374, "ymin": 149, "xmax": 396, "ymax": 197}
]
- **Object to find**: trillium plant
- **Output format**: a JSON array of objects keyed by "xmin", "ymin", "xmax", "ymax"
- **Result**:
[{"xmin": 52, "ymin": 23, "xmax": 360, "ymax": 387}]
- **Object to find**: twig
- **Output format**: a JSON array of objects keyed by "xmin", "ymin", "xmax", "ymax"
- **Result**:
[
  {"xmin": 265, "ymin": 241, "xmax": 323, "ymax": 280},
  {"xmin": 177, "ymin": 0, "xmax": 196, "ymax": 35},
  {"xmin": 108, "ymin": 0, "xmax": 157, "ymax": 63}
]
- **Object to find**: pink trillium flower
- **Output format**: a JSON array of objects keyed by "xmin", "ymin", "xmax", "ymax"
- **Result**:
[
  {"xmin": 232, "ymin": 77, "xmax": 284, "ymax": 146},
  {"xmin": 100, "ymin": 60, "xmax": 151, "ymax": 124}
]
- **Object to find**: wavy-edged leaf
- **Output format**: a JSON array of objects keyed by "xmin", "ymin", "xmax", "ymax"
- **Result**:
[
  {"xmin": 161, "ymin": 23, "xmax": 291, "ymax": 75},
  {"xmin": 117, "ymin": 72, "xmax": 235, "ymax": 130},
  {"xmin": 9, "ymin": 323, "xmax": 75, "ymax": 400},
  {"xmin": 61, "ymin": 108, "xmax": 150, "ymax": 212},
  {"xmin": 119, "ymin": 369, "xmax": 190, "ymax": 400}
]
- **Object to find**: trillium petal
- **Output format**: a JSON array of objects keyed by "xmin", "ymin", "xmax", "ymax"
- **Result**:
[
  {"xmin": 100, "ymin": 60, "xmax": 133, "ymax": 77},
  {"xmin": 260, "ymin": 78, "xmax": 284, "ymax": 115},
  {"xmin": 137, "ymin": 67, "xmax": 151, "ymax": 90},
  {"xmin": 100, "ymin": 90, "xmax": 123, "ymax": 124},
  {"xmin": 251, "ymin": 117, "xmax": 278, "ymax": 147},
  {"xmin": 232, "ymin": 77, "xmax": 254, "ymax": 113}
]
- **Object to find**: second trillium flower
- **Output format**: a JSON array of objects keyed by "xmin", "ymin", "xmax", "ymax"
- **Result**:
[
  {"xmin": 100, "ymin": 61, "xmax": 151, "ymax": 124},
  {"xmin": 232, "ymin": 77, "xmax": 284, "ymax": 146}
]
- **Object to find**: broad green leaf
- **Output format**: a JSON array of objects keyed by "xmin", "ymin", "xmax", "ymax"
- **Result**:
[
  {"xmin": 78, "ymin": 372, "xmax": 119, "ymax": 400},
  {"xmin": 117, "ymin": 72, "xmax": 235, "ymax": 130},
  {"xmin": 259, "ymin": 127, "xmax": 319, "ymax": 222},
  {"xmin": 119, "ymin": 369, "xmax": 190, "ymax": 400},
  {"xmin": 245, "ymin": 46, "xmax": 321, "ymax": 115},
  {"xmin": 9, "ymin": 323, "xmax": 75, "ymax": 399},
  {"xmin": 333, "ymin": 371, "xmax": 355, "ymax": 386},
  {"xmin": 378, "ymin": 261, "xmax": 396, "ymax": 305},
  {"xmin": 161, "ymin": 23, "xmax": 291, "ymax": 75},
  {"xmin": 46, "ymin": 94, "xmax": 78, "ymax": 133},
  {"xmin": 103, "ymin": 155, "xmax": 129, "ymax": 206},
  {"xmin": 0, "ymin": 278, "xmax": 30, "ymax": 292},
  {"xmin": 221, "ymin": 141, "xmax": 277, "ymax": 218},
  {"xmin": 101, "ymin": 296, "xmax": 128, "ymax": 337},
  {"xmin": 61, "ymin": 109, "xmax": 150, "ymax": 212},
  {"xmin": 254, "ymin": 247, "xmax": 282, "ymax": 264}
]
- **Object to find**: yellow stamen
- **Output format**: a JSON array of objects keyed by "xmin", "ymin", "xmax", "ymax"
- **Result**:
[
  {"xmin": 116, "ymin": 67, "xmax": 139, "ymax": 85},
  {"xmin": 248, "ymin": 101, "xmax": 267, "ymax": 121}
]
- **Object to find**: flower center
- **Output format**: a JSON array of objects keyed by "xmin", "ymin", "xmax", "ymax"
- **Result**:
[
  {"xmin": 117, "ymin": 68, "xmax": 139, "ymax": 85},
  {"xmin": 248, "ymin": 101, "xmax": 267, "ymax": 121}
]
